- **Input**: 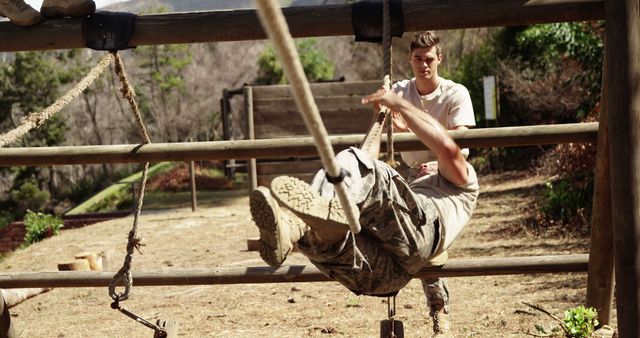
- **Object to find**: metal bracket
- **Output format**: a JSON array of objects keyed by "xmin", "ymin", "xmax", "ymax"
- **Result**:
[
  {"xmin": 82, "ymin": 11, "xmax": 137, "ymax": 51},
  {"xmin": 352, "ymin": 0, "xmax": 404, "ymax": 43}
]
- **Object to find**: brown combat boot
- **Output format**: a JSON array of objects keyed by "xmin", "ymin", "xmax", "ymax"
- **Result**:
[
  {"xmin": 250, "ymin": 186, "xmax": 307, "ymax": 267},
  {"xmin": 41, "ymin": 0, "xmax": 95, "ymax": 18},
  {"xmin": 0, "ymin": 0, "xmax": 43, "ymax": 26}
]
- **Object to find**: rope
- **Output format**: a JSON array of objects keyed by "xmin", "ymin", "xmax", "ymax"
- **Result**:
[
  {"xmin": 254, "ymin": 1, "xmax": 362, "ymax": 239},
  {"xmin": 382, "ymin": 0, "xmax": 398, "ymax": 167},
  {"xmin": 0, "ymin": 53, "xmax": 114, "ymax": 147},
  {"xmin": 108, "ymin": 51, "xmax": 151, "ymax": 303}
]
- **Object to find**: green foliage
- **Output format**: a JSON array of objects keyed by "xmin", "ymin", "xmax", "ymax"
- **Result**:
[
  {"xmin": 85, "ymin": 186, "xmax": 133, "ymax": 213},
  {"xmin": 23, "ymin": 210, "xmax": 63, "ymax": 245},
  {"xmin": 9, "ymin": 178, "xmax": 51, "ymax": 215},
  {"xmin": 541, "ymin": 176, "xmax": 593, "ymax": 227},
  {"xmin": 256, "ymin": 38, "xmax": 335, "ymax": 85},
  {"xmin": 563, "ymin": 306, "xmax": 598, "ymax": 338}
]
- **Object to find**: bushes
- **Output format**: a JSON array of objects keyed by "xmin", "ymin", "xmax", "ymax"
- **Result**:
[{"xmin": 23, "ymin": 210, "xmax": 63, "ymax": 245}]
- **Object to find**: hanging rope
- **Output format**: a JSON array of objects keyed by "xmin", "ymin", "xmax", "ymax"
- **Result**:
[
  {"xmin": 255, "ymin": 0, "xmax": 362, "ymax": 240},
  {"xmin": 382, "ymin": 0, "xmax": 398, "ymax": 168},
  {"xmin": 108, "ymin": 51, "xmax": 151, "ymax": 303},
  {"xmin": 0, "ymin": 53, "xmax": 114, "ymax": 147}
]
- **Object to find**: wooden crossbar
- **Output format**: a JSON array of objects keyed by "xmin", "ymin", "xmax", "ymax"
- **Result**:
[
  {"xmin": 0, "ymin": 123, "xmax": 597, "ymax": 167},
  {"xmin": 0, "ymin": 0, "xmax": 604, "ymax": 52},
  {"xmin": 0, "ymin": 254, "xmax": 588, "ymax": 288}
]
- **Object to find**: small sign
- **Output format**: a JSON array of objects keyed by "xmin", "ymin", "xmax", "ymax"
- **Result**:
[{"xmin": 483, "ymin": 76, "xmax": 497, "ymax": 120}]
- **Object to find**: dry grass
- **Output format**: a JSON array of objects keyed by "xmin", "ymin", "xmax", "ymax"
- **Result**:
[{"xmin": 1, "ymin": 171, "xmax": 615, "ymax": 337}]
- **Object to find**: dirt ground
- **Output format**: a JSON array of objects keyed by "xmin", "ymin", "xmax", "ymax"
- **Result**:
[{"xmin": 1, "ymin": 171, "xmax": 616, "ymax": 337}]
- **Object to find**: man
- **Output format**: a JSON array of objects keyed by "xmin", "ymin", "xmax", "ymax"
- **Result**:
[
  {"xmin": 391, "ymin": 31, "xmax": 476, "ymax": 334},
  {"xmin": 0, "ymin": 0, "xmax": 95, "ymax": 27},
  {"xmin": 250, "ymin": 83, "xmax": 479, "ymax": 335}
]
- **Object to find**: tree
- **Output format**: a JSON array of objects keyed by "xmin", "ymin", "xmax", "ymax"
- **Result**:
[{"xmin": 255, "ymin": 38, "xmax": 335, "ymax": 85}]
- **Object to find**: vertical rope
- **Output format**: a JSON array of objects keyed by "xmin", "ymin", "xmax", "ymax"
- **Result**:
[
  {"xmin": 255, "ymin": 0, "xmax": 362, "ymax": 237},
  {"xmin": 382, "ymin": 0, "xmax": 398, "ymax": 167},
  {"xmin": 108, "ymin": 52, "xmax": 152, "ymax": 303}
]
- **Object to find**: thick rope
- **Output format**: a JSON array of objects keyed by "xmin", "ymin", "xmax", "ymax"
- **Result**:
[
  {"xmin": 382, "ymin": 0, "xmax": 398, "ymax": 167},
  {"xmin": 108, "ymin": 52, "xmax": 151, "ymax": 303},
  {"xmin": 255, "ymin": 1, "xmax": 362, "ymax": 239},
  {"xmin": 0, "ymin": 53, "xmax": 114, "ymax": 147}
]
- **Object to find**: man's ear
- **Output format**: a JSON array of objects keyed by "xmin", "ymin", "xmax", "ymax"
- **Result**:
[{"xmin": 438, "ymin": 53, "xmax": 443, "ymax": 62}]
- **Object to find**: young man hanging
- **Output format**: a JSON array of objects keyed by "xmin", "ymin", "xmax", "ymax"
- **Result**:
[{"xmin": 250, "ymin": 43, "xmax": 479, "ymax": 335}]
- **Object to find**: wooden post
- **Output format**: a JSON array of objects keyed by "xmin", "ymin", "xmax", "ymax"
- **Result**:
[
  {"xmin": 189, "ymin": 160, "xmax": 197, "ymax": 212},
  {"xmin": 0, "ymin": 289, "xmax": 16, "ymax": 338},
  {"xmin": 221, "ymin": 90, "xmax": 235, "ymax": 180},
  {"xmin": 586, "ymin": 50, "xmax": 614, "ymax": 324},
  {"xmin": 605, "ymin": 0, "xmax": 640, "ymax": 335},
  {"xmin": 244, "ymin": 86, "xmax": 257, "ymax": 191}
]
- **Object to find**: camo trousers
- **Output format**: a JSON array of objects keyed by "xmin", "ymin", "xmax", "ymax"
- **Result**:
[{"xmin": 296, "ymin": 147, "xmax": 440, "ymax": 296}]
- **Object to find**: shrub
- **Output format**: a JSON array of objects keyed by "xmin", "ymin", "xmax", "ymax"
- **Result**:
[
  {"xmin": 563, "ymin": 306, "xmax": 598, "ymax": 338},
  {"xmin": 23, "ymin": 210, "xmax": 63, "ymax": 245},
  {"xmin": 10, "ymin": 179, "xmax": 50, "ymax": 214}
]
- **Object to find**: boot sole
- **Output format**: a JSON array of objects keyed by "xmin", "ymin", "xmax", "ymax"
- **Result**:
[
  {"xmin": 270, "ymin": 176, "xmax": 348, "ymax": 230},
  {"xmin": 41, "ymin": 0, "xmax": 95, "ymax": 18},
  {"xmin": 249, "ymin": 186, "xmax": 291, "ymax": 267}
]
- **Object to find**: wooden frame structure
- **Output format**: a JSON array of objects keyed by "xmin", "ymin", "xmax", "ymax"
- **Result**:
[{"xmin": 0, "ymin": 0, "xmax": 637, "ymax": 335}]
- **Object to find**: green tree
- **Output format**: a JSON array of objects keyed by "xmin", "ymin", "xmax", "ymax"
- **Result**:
[
  {"xmin": 0, "ymin": 51, "xmax": 81, "ymax": 226},
  {"xmin": 133, "ymin": 6, "xmax": 192, "ymax": 141},
  {"xmin": 256, "ymin": 38, "xmax": 335, "ymax": 85}
]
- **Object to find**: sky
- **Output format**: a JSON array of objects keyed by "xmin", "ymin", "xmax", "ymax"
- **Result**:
[{"xmin": 26, "ymin": 0, "xmax": 129, "ymax": 10}]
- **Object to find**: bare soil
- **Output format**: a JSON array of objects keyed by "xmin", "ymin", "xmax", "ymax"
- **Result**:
[{"xmin": 2, "ymin": 171, "xmax": 615, "ymax": 337}]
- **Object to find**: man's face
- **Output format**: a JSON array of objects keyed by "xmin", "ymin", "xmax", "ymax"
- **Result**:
[{"xmin": 409, "ymin": 46, "xmax": 441, "ymax": 81}]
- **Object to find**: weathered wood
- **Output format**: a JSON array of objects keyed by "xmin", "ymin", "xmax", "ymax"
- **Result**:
[
  {"xmin": 57, "ymin": 259, "xmax": 91, "ymax": 271},
  {"xmin": 585, "ymin": 48, "xmax": 614, "ymax": 325},
  {"xmin": 1, "ymin": 288, "xmax": 52, "ymax": 308},
  {"xmin": 74, "ymin": 252, "xmax": 102, "ymax": 271},
  {"xmin": 251, "ymin": 81, "xmax": 379, "ymax": 99},
  {"xmin": 254, "ymin": 108, "xmax": 372, "ymax": 138},
  {"xmin": 0, "ymin": 123, "xmax": 599, "ymax": 166},
  {"xmin": 0, "ymin": 0, "xmax": 604, "ymax": 52},
  {"xmin": 0, "ymin": 254, "xmax": 588, "ymax": 288},
  {"xmin": 605, "ymin": 0, "xmax": 640, "ymax": 335},
  {"xmin": 244, "ymin": 87, "xmax": 258, "ymax": 191},
  {"xmin": 189, "ymin": 161, "xmax": 197, "ymax": 212},
  {"xmin": 254, "ymin": 96, "xmax": 368, "ymax": 113}
]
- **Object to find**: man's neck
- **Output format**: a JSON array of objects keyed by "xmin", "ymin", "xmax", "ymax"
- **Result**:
[{"xmin": 415, "ymin": 75, "xmax": 440, "ymax": 96}]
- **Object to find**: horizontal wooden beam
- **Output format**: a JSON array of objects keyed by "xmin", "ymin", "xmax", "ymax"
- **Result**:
[
  {"xmin": 0, "ymin": 123, "xmax": 598, "ymax": 167},
  {"xmin": 0, "ymin": 0, "xmax": 604, "ymax": 52},
  {"xmin": 0, "ymin": 254, "xmax": 587, "ymax": 288}
]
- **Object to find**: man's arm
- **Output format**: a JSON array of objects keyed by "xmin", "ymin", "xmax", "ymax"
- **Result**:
[{"xmin": 362, "ymin": 88, "xmax": 469, "ymax": 185}]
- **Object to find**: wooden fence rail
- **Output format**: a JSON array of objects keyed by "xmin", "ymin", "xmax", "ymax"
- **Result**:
[
  {"xmin": 0, "ymin": 123, "xmax": 597, "ymax": 166},
  {"xmin": 0, "ymin": 0, "xmax": 604, "ymax": 52},
  {"xmin": 0, "ymin": 254, "xmax": 588, "ymax": 288}
]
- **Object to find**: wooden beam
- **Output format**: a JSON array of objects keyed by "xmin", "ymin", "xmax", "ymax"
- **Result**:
[
  {"xmin": 0, "ymin": 0, "xmax": 604, "ymax": 52},
  {"xmin": 0, "ymin": 254, "xmax": 588, "ymax": 288},
  {"xmin": 0, "ymin": 123, "xmax": 598, "ymax": 167},
  {"xmin": 585, "ymin": 46, "xmax": 614, "ymax": 325},
  {"xmin": 605, "ymin": 0, "xmax": 640, "ymax": 335}
]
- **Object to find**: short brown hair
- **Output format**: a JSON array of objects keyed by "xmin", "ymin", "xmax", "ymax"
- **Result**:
[{"xmin": 410, "ymin": 31, "xmax": 441, "ymax": 54}]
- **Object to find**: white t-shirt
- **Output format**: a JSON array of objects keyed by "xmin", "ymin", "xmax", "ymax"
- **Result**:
[
  {"xmin": 410, "ymin": 163, "xmax": 479, "ymax": 255},
  {"xmin": 392, "ymin": 78, "xmax": 475, "ymax": 167}
]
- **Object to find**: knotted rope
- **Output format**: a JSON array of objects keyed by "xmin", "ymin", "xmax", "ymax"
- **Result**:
[
  {"xmin": 0, "ymin": 53, "xmax": 114, "ymax": 147},
  {"xmin": 382, "ymin": 0, "xmax": 398, "ymax": 167},
  {"xmin": 108, "ymin": 52, "xmax": 151, "ymax": 303},
  {"xmin": 255, "ymin": 0, "xmax": 366, "ymax": 269}
]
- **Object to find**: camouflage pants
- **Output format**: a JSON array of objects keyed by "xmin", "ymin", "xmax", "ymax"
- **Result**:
[{"xmin": 297, "ymin": 148, "xmax": 440, "ymax": 296}]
